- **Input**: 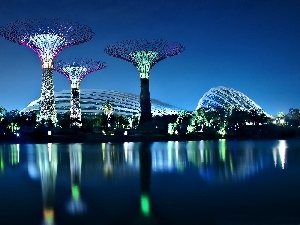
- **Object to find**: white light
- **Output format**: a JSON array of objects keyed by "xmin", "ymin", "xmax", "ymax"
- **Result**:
[
  {"xmin": 29, "ymin": 34, "xmax": 66, "ymax": 68},
  {"xmin": 48, "ymin": 131, "xmax": 52, "ymax": 136},
  {"xmin": 47, "ymin": 143, "xmax": 52, "ymax": 162},
  {"xmin": 278, "ymin": 140, "xmax": 287, "ymax": 169}
]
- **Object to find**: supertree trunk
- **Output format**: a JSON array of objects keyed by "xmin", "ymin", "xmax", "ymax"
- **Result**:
[
  {"xmin": 70, "ymin": 87, "xmax": 81, "ymax": 127},
  {"xmin": 139, "ymin": 78, "xmax": 152, "ymax": 125},
  {"xmin": 40, "ymin": 68, "xmax": 57, "ymax": 125}
]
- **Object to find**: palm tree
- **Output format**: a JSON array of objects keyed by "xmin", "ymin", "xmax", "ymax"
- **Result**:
[
  {"xmin": 0, "ymin": 106, "xmax": 7, "ymax": 123},
  {"xmin": 102, "ymin": 101, "xmax": 114, "ymax": 128}
]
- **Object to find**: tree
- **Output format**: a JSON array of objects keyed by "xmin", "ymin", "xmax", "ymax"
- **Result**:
[
  {"xmin": 0, "ymin": 106, "xmax": 7, "ymax": 133},
  {"xmin": 0, "ymin": 106, "xmax": 6, "ymax": 117},
  {"xmin": 227, "ymin": 108, "xmax": 248, "ymax": 130},
  {"xmin": 190, "ymin": 108, "xmax": 210, "ymax": 132},
  {"xmin": 274, "ymin": 112, "xmax": 286, "ymax": 126},
  {"xmin": 102, "ymin": 101, "xmax": 114, "ymax": 128},
  {"xmin": 286, "ymin": 108, "xmax": 300, "ymax": 127},
  {"xmin": 58, "ymin": 112, "xmax": 72, "ymax": 129},
  {"xmin": 114, "ymin": 115, "xmax": 130, "ymax": 129}
]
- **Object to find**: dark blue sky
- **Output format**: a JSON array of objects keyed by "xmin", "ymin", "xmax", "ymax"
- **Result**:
[{"xmin": 0, "ymin": 0, "xmax": 299, "ymax": 115}]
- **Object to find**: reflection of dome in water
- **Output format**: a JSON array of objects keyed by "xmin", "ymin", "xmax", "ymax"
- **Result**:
[
  {"xmin": 28, "ymin": 163, "xmax": 39, "ymax": 180},
  {"xmin": 188, "ymin": 140, "xmax": 271, "ymax": 183},
  {"xmin": 21, "ymin": 89, "xmax": 183, "ymax": 117},
  {"xmin": 198, "ymin": 151, "xmax": 265, "ymax": 183},
  {"xmin": 66, "ymin": 198, "xmax": 86, "ymax": 215},
  {"xmin": 197, "ymin": 86, "xmax": 269, "ymax": 116},
  {"xmin": 198, "ymin": 163, "xmax": 262, "ymax": 183}
]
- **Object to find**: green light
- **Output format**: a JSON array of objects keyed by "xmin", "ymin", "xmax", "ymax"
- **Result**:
[
  {"xmin": 0, "ymin": 149, "xmax": 4, "ymax": 173},
  {"xmin": 140, "ymin": 194, "xmax": 150, "ymax": 216},
  {"xmin": 7, "ymin": 122, "xmax": 20, "ymax": 133},
  {"xmin": 129, "ymin": 50, "xmax": 159, "ymax": 79},
  {"xmin": 186, "ymin": 125, "xmax": 195, "ymax": 134},
  {"xmin": 205, "ymin": 149, "xmax": 209, "ymax": 163},
  {"xmin": 72, "ymin": 185, "xmax": 80, "ymax": 200},
  {"xmin": 217, "ymin": 126, "xmax": 226, "ymax": 137},
  {"xmin": 230, "ymin": 156, "xmax": 233, "ymax": 171},
  {"xmin": 43, "ymin": 208, "xmax": 54, "ymax": 225},
  {"xmin": 219, "ymin": 139, "xmax": 226, "ymax": 161},
  {"xmin": 9, "ymin": 145, "xmax": 19, "ymax": 165}
]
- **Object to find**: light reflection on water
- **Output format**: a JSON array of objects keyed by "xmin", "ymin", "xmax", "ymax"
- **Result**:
[{"xmin": 0, "ymin": 139, "xmax": 299, "ymax": 225}]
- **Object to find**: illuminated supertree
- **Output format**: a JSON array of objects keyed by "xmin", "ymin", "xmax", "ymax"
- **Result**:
[
  {"xmin": 0, "ymin": 19, "xmax": 94, "ymax": 125},
  {"xmin": 104, "ymin": 39, "xmax": 184, "ymax": 126},
  {"xmin": 54, "ymin": 58, "xmax": 106, "ymax": 127}
]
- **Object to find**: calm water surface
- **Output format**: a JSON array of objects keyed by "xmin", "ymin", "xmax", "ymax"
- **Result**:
[{"xmin": 1, "ymin": 139, "xmax": 300, "ymax": 225}]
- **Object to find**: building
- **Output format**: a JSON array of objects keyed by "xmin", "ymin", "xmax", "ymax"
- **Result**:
[
  {"xmin": 197, "ymin": 86, "xmax": 269, "ymax": 116},
  {"xmin": 21, "ymin": 89, "xmax": 183, "ymax": 117}
]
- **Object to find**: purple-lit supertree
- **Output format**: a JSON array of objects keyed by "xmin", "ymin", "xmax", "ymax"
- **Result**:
[
  {"xmin": 0, "ymin": 19, "xmax": 94, "ymax": 125},
  {"xmin": 104, "ymin": 39, "xmax": 184, "ymax": 126},
  {"xmin": 54, "ymin": 58, "xmax": 106, "ymax": 127}
]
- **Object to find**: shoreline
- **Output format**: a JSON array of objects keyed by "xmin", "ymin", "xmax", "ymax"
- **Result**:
[{"xmin": 1, "ymin": 133, "xmax": 299, "ymax": 144}]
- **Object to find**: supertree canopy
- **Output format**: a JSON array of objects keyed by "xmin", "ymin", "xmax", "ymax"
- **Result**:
[
  {"xmin": 104, "ymin": 39, "xmax": 184, "ymax": 125},
  {"xmin": 54, "ymin": 58, "xmax": 106, "ymax": 127},
  {"xmin": 0, "ymin": 18, "xmax": 94, "ymax": 125}
]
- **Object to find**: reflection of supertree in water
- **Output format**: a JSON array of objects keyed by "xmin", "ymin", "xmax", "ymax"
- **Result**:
[
  {"xmin": 8, "ymin": 144, "xmax": 20, "ymax": 166},
  {"xmin": 131, "ymin": 142, "xmax": 161, "ymax": 225},
  {"xmin": 54, "ymin": 59, "xmax": 106, "ymax": 127},
  {"xmin": 0, "ymin": 147, "xmax": 4, "ymax": 174},
  {"xmin": 36, "ymin": 143, "xmax": 58, "ymax": 225},
  {"xmin": 105, "ymin": 39, "xmax": 184, "ymax": 125},
  {"xmin": 66, "ymin": 144, "xmax": 86, "ymax": 214},
  {"xmin": 0, "ymin": 19, "xmax": 94, "ymax": 124},
  {"xmin": 139, "ymin": 143, "xmax": 152, "ymax": 217}
]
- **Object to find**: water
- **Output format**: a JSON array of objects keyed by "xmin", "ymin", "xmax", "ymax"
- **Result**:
[{"xmin": 1, "ymin": 139, "xmax": 300, "ymax": 225}]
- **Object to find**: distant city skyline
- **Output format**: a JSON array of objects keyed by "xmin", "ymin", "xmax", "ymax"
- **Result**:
[{"xmin": 0, "ymin": 0, "xmax": 299, "ymax": 116}]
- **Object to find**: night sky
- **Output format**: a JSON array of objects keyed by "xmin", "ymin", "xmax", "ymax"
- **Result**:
[{"xmin": 0, "ymin": 0, "xmax": 299, "ymax": 116}]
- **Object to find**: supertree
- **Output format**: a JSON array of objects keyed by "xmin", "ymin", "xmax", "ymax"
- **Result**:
[
  {"xmin": 104, "ymin": 39, "xmax": 184, "ymax": 126},
  {"xmin": 54, "ymin": 58, "xmax": 106, "ymax": 127},
  {"xmin": 0, "ymin": 19, "xmax": 94, "ymax": 125}
]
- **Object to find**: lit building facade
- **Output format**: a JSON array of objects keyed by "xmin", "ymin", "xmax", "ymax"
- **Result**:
[
  {"xmin": 197, "ymin": 86, "xmax": 269, "ymax": 116},
  {"xmin": 21, "ymin": 89, "xmax": 183, "ymax": 117}
]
